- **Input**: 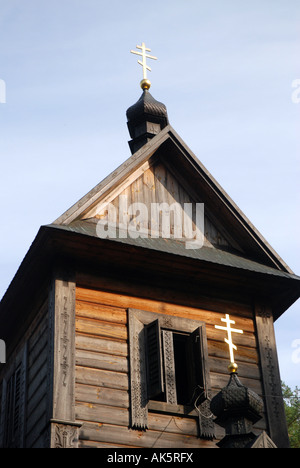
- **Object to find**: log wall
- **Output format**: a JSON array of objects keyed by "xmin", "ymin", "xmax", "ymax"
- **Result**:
[{"xmin": 74, "ymin": 278, "xmax": 266, "ymax": 448}]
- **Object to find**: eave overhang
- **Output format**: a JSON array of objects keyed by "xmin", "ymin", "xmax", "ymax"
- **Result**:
[{"xmin": 1, "ymin": 224, "xmax": 299, "ymax": 346}]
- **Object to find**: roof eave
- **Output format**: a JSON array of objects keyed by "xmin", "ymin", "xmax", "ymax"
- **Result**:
[{"xmin": 0, "ymin": 225, "xmax": 298, "ymax": 342}]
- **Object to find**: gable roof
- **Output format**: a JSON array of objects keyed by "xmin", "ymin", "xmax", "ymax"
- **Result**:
[{"xmin": 53, "ymin": 124, "xmax": 293, "ymax": 274}]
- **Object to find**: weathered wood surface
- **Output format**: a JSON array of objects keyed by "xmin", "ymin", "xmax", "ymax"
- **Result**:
[
  {"xmin": 255, "ymin": 303, "xmax": 290, "ymax": 448},
  {"xmin": 83, "ymin": 161, "xmax": 234, "ymax": 250},
  {"xmin": 49, "ymin": 273, "xmax": 76, "ymax": 423},
  {"xmin": 25, "ymin": 305, "xmax": 49, "ymax": 448},
  {"xmin": 76, "ymin": 279, "xmax": 254, "ymax": 318},
  {"xmin": 78, "ymin": 421, "xmax": 216, "ymax": 448},
  {"xmin": 75, "ymin": 285, "xmax": 266, "ymax": 447}
]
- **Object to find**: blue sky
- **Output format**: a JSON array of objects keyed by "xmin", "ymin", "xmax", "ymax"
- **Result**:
[{"xmin": 0, "ymin": 1, "xmax": 299, "ymax": 389}]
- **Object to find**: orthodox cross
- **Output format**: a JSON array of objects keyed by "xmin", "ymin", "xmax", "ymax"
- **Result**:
[
  {"xmin": 215, "ymin": 314, "xmax": 243, "ymax": 372},
  {"xmin": 130, "ymin": 42, "xmax": 157, "ymax": 90}
]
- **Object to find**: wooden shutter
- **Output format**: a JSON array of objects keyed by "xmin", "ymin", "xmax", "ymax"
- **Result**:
[
  {"xmin": 145, "ymin": 319, "xmax": 164, "ymax": 400},
  {"xmin": 187, "ymin": 326, "xmax": 210, "ymax": 404},
  {"xmin": 187, "ymin": 326, "xmax": 215, "ymax": 439},
  {"xmin": 2, "ymin": 344, "xmax": 27, "ymax": 448}
]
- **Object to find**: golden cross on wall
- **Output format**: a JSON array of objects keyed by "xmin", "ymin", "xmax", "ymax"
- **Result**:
[
  {"xmin": 215, "ymin": 314, "xmax": 243, "ymax": 373},
  {"xmin": 130, "ymin": 42, "xmax": 157, "ymax": 90}
]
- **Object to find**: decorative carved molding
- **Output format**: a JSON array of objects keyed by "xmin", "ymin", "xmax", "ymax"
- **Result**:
[
  {"xmin": 197, "ymin": 396, "xmax": 215, "ymax": 440},
  {"xmin": 162, "ymin": 330, "xmax": 177, "ymax": 405},
  {"xmin": 48, "ymin": 270, "xmax": 76, "ymax": 424},
  {"xmin": 50, "ymin": 420, "xmax": 81, "ymax": 448},
  {"xmin": 128, "ymin": 312, "xmax": 148, "ymax": 429},
  {"xmin": 128, "ymin": 309, "xmax": 214, "ymax": 440},
  {"xmin": 254, "ymin": 302, "xmax": 289, "ymax": 448},
  {"xmin": 61, "ymin": 294, "xmax": 70, "ymax": 387},
  {"xmin": 264, "ymin": 335, "xmax": 280, "ymax": 419},
  {"xmin": 55, "ymin": 425, "xmax": 77, "ymax": 448}
]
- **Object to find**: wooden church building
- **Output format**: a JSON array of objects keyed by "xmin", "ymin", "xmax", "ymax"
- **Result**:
[{"xmin": 1, "ymin": 46, "xmax": 300, "ymax": 448}]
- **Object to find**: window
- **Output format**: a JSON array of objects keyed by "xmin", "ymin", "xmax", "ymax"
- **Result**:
[
  {"xmin": 0, "ymin": 345, "xmax": 27, "ymax": 448},
  {"xmin": 128, "ymin": 309, "xmax": 214, "ymax": 439}
]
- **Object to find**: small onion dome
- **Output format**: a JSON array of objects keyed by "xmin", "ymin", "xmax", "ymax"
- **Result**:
[
  {"xmin": 126, "ymin": 89, "xmax": 169, "ymax": 154},
  {"xmin": 210, "ymin": 372, "xmax": 263, "ymax": 426}
]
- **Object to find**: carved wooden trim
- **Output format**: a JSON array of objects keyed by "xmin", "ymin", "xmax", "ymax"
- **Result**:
[
  {"xmin": 128, "ymin": 311, "xmax": 148, "ymax": 429},
  {"xmin": 48, "ymin": 269, "xmax": 76, "ymax": 424},
  {"xmin": 128, "ymin": 308, "xmax": 214, "ymax": 439},
  {"xmin": 50, "ymin": 420, "xmax": 81, "ymax": 448},
  {"xmin": 162, "ymin": 330, "xmax": 177, "ymax": 405},
  {"xmin": 197, "ymin": 393, "xmax": 215, "ymax": 439},
  {"xmin": 254, "ymin": 303, "xmax": 289, "ymax": 448}
]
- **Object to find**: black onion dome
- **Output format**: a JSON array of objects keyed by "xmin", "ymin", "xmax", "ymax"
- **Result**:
[
  {"xmin": 210, "ymin": 372, "xmax": 263, "ymax": 424},
  {"xmin": 126, "ymin": 90, "xmax": 169, "ymax": 124},
  {"xmin": 126, "ymin": 90, "xmax": 169, "ymax": 154}
]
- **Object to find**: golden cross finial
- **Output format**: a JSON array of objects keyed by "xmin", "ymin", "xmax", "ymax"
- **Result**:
[
  {"xmin": 130, "ymin": 42, "xmax": 157, "ymax": 90},
  {"xmin": 215, "ymin": 314, "xmax": 243, "ymax": 373}
]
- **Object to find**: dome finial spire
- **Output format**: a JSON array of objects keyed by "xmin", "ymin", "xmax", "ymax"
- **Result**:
[{"xmin": 130, "ymin": 42, "xmax": 157, "ymax": 90}]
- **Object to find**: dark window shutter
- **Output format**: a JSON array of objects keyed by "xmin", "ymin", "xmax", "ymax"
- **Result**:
[
  {"xmin": 144, "ymin": 319, "xmax": 164, "ymax": 399},
  {"xmin": 2, "ymin": 344, "xmax": 27, "ymax": 448},
  {"xmin": 4, "ymin": 365, "xmax": 22, "ymax": 447},
  {"xmin": 187, "ymin": 326, "xmax": 210, "ymax": 405}
]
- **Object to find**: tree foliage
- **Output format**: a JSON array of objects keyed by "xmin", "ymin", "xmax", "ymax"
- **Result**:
[{"xmin": 282, "ymin": 382, "xmax": 300, "ymax": 448}]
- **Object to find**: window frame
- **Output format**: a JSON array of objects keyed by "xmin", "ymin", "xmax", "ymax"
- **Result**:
[{"xmin": 128, "ymin": 308, "xmax": 214, "ymax": 438}]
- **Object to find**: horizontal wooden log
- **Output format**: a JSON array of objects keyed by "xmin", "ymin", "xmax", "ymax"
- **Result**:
[
  {"xmin": 76, "ymin": 383, "xmax": 129, "ymax": 408},
  {"xmin": 76, "ymin": 289, "xmax": 256, "ymax": 338},
  {"xmin": 76, "ymin": 334, "xmax": 128, "ymax": 357},
  {"xmin": 78, "ymin": 440, "xmax": 140, "ymax": 448},
  {"xmin": 76, "ymin": 349, "xmax": 128, "ymax": 373},
  {"xmin": 74, "ymin": 285, "xmax": 265, "ymax": 449},
  {"xmin": 210, "ymin": 372, "xmax": 263, "ymax": 396},
  {"xmin": 208, "ymin": 339, "xmax": 258, "ymax": 364},
  {"xmin": 76, "ymin": 300, "xmax": 127, "ymax": 324},
  {"xmin": 209, "ymin": 357, "xmax": 260, "ymax": 380},
  {"xmin": 76, "ymin": 401, "xmax": 218, "ymax": 439},
  {"xmin": 76, "ymin": 366, "xmax": 128, "ymax": 391},
  {"xmin": 78, "ymin": 421, "xmax": 216, "ymax": 448},
  {"xmin": 76, "ymin": 285, "xmax": 253, "ymax": 322},
  {"xmin": 75, "ymin": 317, "xmax": 127, "ymax": 341}
]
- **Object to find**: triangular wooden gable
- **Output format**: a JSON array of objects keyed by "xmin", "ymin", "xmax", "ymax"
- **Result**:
[
  {"xmin": 81, "ymin": 159, "xmax": 237, "ymax": 251},
  {"xmin": 53, "ymin": 125, "xmax": 292, "ymax": 274}
]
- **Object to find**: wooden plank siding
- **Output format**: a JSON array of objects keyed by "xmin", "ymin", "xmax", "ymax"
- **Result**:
[
  {"xmin": 85, "ymin": 161, "xmax": 235, "ymax": 251},
  {"xmin": 25, "ymin": 306, "xmax": 49, "ymax": 448},
  {"xmin": 74, "ymin": 284, "xmax": 266, "ymax": 448}
]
